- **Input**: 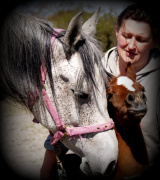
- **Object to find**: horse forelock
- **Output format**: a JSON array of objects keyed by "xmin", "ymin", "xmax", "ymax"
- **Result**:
[{"xmin": 77, "ymin": 34, "xmax": 107, "ymax": 113}]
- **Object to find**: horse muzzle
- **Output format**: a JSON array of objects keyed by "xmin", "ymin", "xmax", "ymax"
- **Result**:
[{"xmin": 80, "ymin": 157, "xmax": 116, "ymax": 177}]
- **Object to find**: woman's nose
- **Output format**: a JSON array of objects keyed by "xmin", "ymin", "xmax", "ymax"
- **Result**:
[{"xmin": 128, "ymin": 37, "xmax": 136, "ymax": 50}]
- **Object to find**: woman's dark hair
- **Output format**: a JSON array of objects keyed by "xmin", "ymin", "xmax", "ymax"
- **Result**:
[{"xmin": 117, "ymin": 3, "xmax": 159, "ymax": 40}]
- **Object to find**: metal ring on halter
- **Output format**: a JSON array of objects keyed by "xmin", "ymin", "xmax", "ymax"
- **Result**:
[{"xmin": 53, "ymin": 144, "xmax": 66, "ymax": 176}]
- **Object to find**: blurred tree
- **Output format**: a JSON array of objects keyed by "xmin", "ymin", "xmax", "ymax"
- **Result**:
[
  {"xmin": 48, "ymin": 9, "xmax": 117, "ymax": 52},
  {"xmin": 97, "ymin": 12, "xmax": 117, "ymax": 51}
]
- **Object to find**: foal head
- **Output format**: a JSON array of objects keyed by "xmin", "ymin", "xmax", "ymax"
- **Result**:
[{"xmin": 107, "ymin": 63, "xmax": 147, "ymax": 127}]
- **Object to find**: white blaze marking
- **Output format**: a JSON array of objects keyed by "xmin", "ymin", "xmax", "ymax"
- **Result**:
[{"xmin": 117, "ymin": 76, "xmax": 135, "ymax": 91}]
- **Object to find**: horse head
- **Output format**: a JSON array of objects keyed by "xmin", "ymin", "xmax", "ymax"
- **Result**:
[
  {"xmin": 0, "ymin": 9, "xmax": 119, "ymax": 177},
  {"xmin": 107, "ymin": 62, "xmax": 147, "ymax": 127},
  {"xmin": 40, "ymin": 10, "xmax": 119, "ymax": 177}
]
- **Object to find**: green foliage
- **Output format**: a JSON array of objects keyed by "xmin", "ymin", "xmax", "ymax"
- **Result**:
[
  {"xmin": 96, "ymin": 13, "xmax": 117, "ymax": 51},
  {"xmin": 48, "ymin": 9, "xmax": 117, "ymax": 52}
]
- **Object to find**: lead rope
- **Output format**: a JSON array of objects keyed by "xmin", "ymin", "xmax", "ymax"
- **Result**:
[{"xmin": 53, "ymin": 145, "xmax": 67, "ymax": 180}]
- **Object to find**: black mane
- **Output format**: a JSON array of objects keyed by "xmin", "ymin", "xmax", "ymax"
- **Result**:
[{"xmin": 0, "ymin": 13, "xmax": 54, "ymax": 105}]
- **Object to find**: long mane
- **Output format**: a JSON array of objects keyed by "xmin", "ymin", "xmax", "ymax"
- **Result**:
[
  {"xmin": 0, "ymin": 12, "xmax": 106, "ymax": 111},
  {"xmin": 0, "ymin": 13, "xmax": 54, "ymax": 105}
]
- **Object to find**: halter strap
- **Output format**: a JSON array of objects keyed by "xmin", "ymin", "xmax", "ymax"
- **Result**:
[
  {"xmin": 41, "ymin": 28, "xmax": 64, "ymax": 85},
  {"xmin": 51, "ymin": 28, "xmax": 63, "ymax": 46},
  {"xmin": 42, "ymin": 89, "xmax": 65, "ymax": 130},
  {"xmin": 50, "ymin": 119, "xmax": 114, "ymax": 145}
]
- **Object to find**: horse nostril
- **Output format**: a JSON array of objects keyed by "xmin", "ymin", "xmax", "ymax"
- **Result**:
[
  {"xmin": 85, "ymin": 161, "xmax": 90, "ymax": 168},
  {"xmin": 105, "ymin": 160, "xmax": 116, "ymax": 176}
]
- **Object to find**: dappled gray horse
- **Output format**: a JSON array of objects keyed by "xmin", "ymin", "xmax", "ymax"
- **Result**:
[{"xmin": 0, "ymin": 10, "xmax": 118, "ymax": 177}]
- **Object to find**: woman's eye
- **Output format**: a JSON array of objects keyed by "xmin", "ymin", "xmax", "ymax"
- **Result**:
[
  {"xmin": 137, "ymin": 38, "xmax": 146, "ymax": 43},
  {"xmin": 122, "ymin": 33, "xmax": 131, "ymax": 39},
  {"xmin": 122, "ymin": 34, "xmax": 127, "ymax": 38},
  {"xmin": 125, "ymin": 36, "xmax": 131, "ymax": 39}
]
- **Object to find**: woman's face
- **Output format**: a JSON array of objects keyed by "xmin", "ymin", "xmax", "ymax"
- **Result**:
[{"xmin": 116, "ymin": 19, "xmax": 155, "ymax": 72}]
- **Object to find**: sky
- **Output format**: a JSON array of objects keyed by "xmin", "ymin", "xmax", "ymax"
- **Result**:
[{"xmin": 14, "ymin": 0, "xmax": 134, "ymax": 18}]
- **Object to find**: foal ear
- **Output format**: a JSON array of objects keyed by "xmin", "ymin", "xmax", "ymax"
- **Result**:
[
  {"xmin": 107, "ymin": 85, "xmax": 113, "ymax": 100},
  {"xmin": 126, "ymin": 62, "xmax": 136, "ymax": 81},
  {"xmin": 82, "ymin": 7, "xmax": 100, "ymax": 36},
  {"xmin": 106, "ymin": 71, "xmax": 115, "ymax": 100},
  {"xmin": 64, "ymin": 12, "xmax": 83, "ymax": 50}
]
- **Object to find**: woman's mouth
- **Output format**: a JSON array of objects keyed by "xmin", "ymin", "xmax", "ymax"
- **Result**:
[{"xmin": 125, "ymin": 50, "xmax": 137, "ymax": 57}]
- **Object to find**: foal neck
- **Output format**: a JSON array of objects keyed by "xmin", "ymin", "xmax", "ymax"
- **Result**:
[{"xmin": 115, "ymin": 122, "xmax": 149, "ymax": 165}]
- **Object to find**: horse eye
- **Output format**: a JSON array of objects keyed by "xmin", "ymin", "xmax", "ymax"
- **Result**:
[
  {"xmin": 60, "ymin": 75, "xmax": 69, "ymax": 82},
  {"xmin": 71, "ymin": 89, "xmax": 89, "ymax": 100},
  {"xmin": 75, "ymin": 92, "xmax": 89, "ymax": 99}
]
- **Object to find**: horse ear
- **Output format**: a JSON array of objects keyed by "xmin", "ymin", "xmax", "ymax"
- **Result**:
[
  {"xmin": 126, "ymin": 62, "xmax": 136, "ymax": 81},
  {"xmin": 64, "ymin": 12, "xmax": 83, "ymax": 50},
  {"xmin": 82, "ymin": 7, "xmax": 100, "ymax": 36}
]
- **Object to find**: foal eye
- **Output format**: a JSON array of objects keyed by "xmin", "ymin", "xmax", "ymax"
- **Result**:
[
  {"xmin": 107, "ymin": 93, "xmax": 113, "ymax": 100},
  {"xmin": 127, "ymin": 94, "xmax": 134, "ymax": 102}
]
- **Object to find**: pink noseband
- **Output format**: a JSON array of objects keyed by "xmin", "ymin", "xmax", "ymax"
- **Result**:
[{"xmin": 29, "ymin": 29, "xmax": 114, "ymax": 144}]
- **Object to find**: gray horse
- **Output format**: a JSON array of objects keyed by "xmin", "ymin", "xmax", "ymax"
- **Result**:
[{"xmin": 0, "ymin": 10, "xmax": 118, "ymax": 177}]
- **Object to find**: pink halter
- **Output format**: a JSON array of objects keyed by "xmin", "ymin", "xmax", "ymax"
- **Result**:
[
  {"xmin": 42, "ymin": 89, "xmax": 114, "ymax": 145},
  {"xmin": 30, "ymin": 29, "xmax": 114, "ymax": 145}
]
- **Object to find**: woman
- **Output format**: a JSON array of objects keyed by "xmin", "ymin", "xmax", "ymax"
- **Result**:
[{"xmin": 102, "ymin": 3, "xmax": 160, "ymax": 176}]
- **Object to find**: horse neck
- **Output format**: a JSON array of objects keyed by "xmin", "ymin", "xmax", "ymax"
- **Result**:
[{"xmin": 115, "ymin": 121, "xmax": 149, "ymax": 165}]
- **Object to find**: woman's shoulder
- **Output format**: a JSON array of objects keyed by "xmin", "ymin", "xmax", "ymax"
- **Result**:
[
  {"xmin": 104, "ymin": 47, "xmax": 117, "ymax": 61},
  {"xmin": 102, "ymin": 47, "xmax": 117, "ymax": 74}
]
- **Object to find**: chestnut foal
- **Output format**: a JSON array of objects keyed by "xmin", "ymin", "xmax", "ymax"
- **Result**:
[{"xmin": 107, "ymin": 63, "xmax": 149, "ymax": 179}]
